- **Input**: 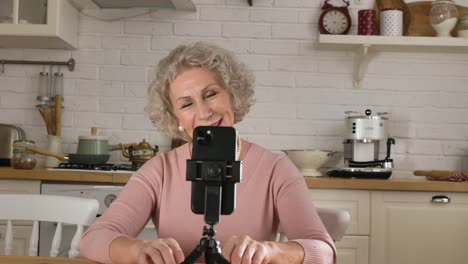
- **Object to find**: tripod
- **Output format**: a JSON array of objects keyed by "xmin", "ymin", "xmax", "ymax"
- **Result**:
[
  {"xmin": 184, "ymin": 127, "xmax": 242, "ymax": 264},
  {"xmin": 182, "ymin": 225, "xmax": 229, "ymax": 264}
]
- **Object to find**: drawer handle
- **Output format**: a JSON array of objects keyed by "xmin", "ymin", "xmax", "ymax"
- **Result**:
[{"xmin": 431, "ymin": 195, "xmax": 450, "ymax": 204}]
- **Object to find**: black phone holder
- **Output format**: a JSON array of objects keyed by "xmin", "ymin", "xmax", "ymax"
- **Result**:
[
  {"xmin": 183, "ymin": 143, "xmax": 241, "ymax": 264},
  {"xmin": 186, "ymin": 159, "xmax": 241, "ymax": 225}
]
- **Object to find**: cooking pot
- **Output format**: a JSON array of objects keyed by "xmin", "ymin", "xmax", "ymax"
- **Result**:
[
  {"xmin": 120, "ymin": 139, "xmax": 158, "ymax": 166},
  {"xmin": 77, "ymin": 127, "xmax": 120, "ymax": 155}
]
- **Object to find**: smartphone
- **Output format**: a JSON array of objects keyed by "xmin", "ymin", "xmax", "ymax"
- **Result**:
[{"xmin": 189, "ymin": 126, "xmax": 238, "ymax": 217}]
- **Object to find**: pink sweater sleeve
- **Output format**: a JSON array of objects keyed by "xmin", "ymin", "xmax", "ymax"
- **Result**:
[
  {"xmin": 80, "ymin": 159, "xmax": 162, "ymax": 264},
  {"xmin": 271, "ymin": 156, "xmax": 337, "ymax": 263}
]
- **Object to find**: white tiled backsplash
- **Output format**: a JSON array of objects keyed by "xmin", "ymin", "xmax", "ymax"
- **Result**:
[{"xmin": 1, "ymin": 0, "xmax": 468, "ymax": 179}]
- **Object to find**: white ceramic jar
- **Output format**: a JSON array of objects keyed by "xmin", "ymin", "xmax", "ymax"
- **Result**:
[
  {"xmin": 430, "ymin": 0, "xmax": 458, "ymax": 37},
  {"xmin": 44, "ymin": 135, "xmax": 62, "ymax": 167},
  {"xmin": 380, "ymin": 8, "xmax": 403, "ymax": 36}
]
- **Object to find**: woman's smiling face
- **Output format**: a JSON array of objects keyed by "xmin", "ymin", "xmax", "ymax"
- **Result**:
[{"xmin": 170, "ymin": 67, "xmax": 234, "ymax": 139}]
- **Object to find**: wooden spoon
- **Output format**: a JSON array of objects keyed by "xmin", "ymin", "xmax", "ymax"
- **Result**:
[
  {"xmin": 55, "ymin": 95, "xmax": 62, "ymax": 137},
  {"xmin": 39, "ymin": 106, "xmax": 54, "ymax": 135},
  {"xmin": 26, "ymin": 146, "xmax": 66, "ymax": 161}
]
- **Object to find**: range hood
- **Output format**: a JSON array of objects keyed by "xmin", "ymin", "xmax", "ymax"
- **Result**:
[{"xmin": 86, "ymin": 0, "xmax": 196, "ymax": 10}]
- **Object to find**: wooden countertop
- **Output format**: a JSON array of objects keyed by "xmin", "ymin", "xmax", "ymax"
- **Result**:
[
  {"xmin": 303, "ymin": 176, "xmax": 468, "ymax": 192},
  {"xmin": 0, "ymin": 167, "xmax": 128, "ymax": 185},
  {"xmin": 1, "ymin": 167, "xmax": 468, "ymax": 192}
]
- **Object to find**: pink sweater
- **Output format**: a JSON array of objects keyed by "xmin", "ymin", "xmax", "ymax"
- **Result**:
[{"xmin": 80, "ymin": 143, "xmax": 336, "ymax": 263}]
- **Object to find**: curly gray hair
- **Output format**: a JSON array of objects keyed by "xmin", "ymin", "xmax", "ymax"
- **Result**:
[{"xmin": 145, "ymin": 42, "xmax": 256, "ymax": 141}]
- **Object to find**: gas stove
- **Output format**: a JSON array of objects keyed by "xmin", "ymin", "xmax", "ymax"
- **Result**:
[{"xmin": 47, "ymin": 163, "xmax": 140, "ymax": 173}]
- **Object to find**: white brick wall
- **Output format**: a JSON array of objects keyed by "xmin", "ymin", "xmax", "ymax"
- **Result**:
[{"xmin": 1, "ymin": 0, "xmax": 468, "ymax": 178}]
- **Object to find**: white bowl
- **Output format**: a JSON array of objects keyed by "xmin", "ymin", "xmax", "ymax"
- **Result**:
[{"xmin": 283, "ymin": 149, "xmax": 336, "ymax": 176}]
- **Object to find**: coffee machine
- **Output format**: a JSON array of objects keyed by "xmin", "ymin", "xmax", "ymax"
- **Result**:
[{"xmin": 329, "ymin": 109, "xmax": 396, "ymax": 179}]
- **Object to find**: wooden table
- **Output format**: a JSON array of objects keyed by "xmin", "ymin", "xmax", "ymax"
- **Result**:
[{"xmin": 0, "ymin": 256, "xmax": 99, "ymax": 264}]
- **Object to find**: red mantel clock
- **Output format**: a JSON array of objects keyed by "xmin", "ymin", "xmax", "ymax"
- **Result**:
[{"xmin": 319, "ymin": 0, "xmax": 352, "ymax": 35}]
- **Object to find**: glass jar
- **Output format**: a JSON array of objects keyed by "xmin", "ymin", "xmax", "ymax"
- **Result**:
[
  {"xmin": 457, "ymin": 12, "xmax": 468, "ymax": 37},
  {"xmin": 430, "ymin": 0, "xmax": 458, "ymax": 37},
  {"xmin": 11, "ymin": 140, "xmax": 37, "ymax": 170}
]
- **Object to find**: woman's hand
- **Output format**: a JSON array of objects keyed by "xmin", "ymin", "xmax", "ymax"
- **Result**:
[
  {"xmin": 135, "ymin": 238, "xmax": 185, "ymax": 264},
  {"xmin": 222, "ymin": 235, "xmax": 304, "ymax": 264},
  {"xmin": 110, "ymin": 236, "xmax": 184, "ymax": 264},
  {"xmin": 222, "ymin": 235, "xmax": 273, "ymax": 264}
]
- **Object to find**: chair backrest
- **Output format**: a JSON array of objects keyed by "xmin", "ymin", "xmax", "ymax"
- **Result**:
[
  {"xmin": 0, "ymin": 194, "xmax": 99, "ymax": 258},
  {"xmin": 277, "ymin": 207, "xmax": 350, "ymax": 242},
  {"xmin": 315, "ymin": 207, "xmax": 350, "ymax": 242}
]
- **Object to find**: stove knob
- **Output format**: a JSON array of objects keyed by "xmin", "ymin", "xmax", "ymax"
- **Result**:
[{"xmin": 104, "ymin": 194, "xmax": 117, "ymax": 208}]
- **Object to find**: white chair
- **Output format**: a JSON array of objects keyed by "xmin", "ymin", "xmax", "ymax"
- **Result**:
[
  {"xmin": 278, "ymin": 207, "xmax": 350, "ymax": 242},
  {"xmin": 0, "ymin": 194, "xmax": 99, "ymax": 258},
  {"xmin": 315, "ymin": 207, "xmax": 350, "ymax": 242}
]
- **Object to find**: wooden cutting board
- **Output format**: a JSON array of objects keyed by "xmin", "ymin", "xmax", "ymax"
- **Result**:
[
  {"xmin": 414, "ymin": 170, "xmax": 468, "ymax": 182},
  {"xmin": 414, "ymin": 170, "xmax": 466, "ymax": 178},
  {"xmin": 406, "ymin": 1, "xmax": 468, "ymax": 36}
]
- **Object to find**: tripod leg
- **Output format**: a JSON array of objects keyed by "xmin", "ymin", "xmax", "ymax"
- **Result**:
[
  {"xmin": 206, "ymin": 251, "xmax": 230, "ymax": 264},
  {"xmin": 182, "ymin": 238, "xmax": 208, "ymax": 264},
  {"xmin": 205, "ymin": 238, "xmax": 230, "ymax": 264}
]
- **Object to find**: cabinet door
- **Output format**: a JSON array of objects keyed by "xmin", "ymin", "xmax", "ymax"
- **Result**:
[
  {"xmin": 370, "ymin": 191, "xmax": 468, "ymax": 264},
  {"xmin": 0, "ymin": 179, "xmax": 40, "ymax": 194},
  {"xmin": 0, "ymin": 179, "xmax": 39, "ymax": 251},
  {"xmin": 310, "ymin": 189, "xmax": 370, "ymax": 235},
  {"xmin": 0, "ymin": 225, "xmax": 32, "ymax": 256},
  {"xmin": 335, "ymin": 236, "xmax": 369, "ymax": 264},
  {"xmin": 0, "ymin": 0, "xmax": 78, "ymax": 49}
]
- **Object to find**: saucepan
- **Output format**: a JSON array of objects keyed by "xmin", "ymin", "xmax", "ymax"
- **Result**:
[
  {"xmin": 27, "ymin": 146, "xmax": 112, "ymax": 165},
  {"xmin": 27, "ymin": 127, "xmax": 137, "ymax": 165},
  {"xmin": 77, "ymin": 127, "xmax": 122, "ymax": 155},
  {"xmin": 27, "ymin": 143, "xmax": 135, "ymax": 165}
]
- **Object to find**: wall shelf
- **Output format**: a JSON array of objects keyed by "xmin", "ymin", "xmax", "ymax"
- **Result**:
[{"xmin": 318, "ymin": 34, "xmax": 468, "ymax": 87}]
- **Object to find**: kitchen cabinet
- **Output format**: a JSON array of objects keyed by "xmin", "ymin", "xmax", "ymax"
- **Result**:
[
  {"xmin": 370, "ymin": 191, "xmax": 468, "ymax": 264},
  {"xmin": 311, "ymin": 189, "xmax": 370, "ymax": 264},
  {"xmin": 318, "ymin": 34, "xmax": 468, "ymax": 87},
  {"xmin": 312, "ymin": 188, "xmax": 468, "ymax": 264},
  {"xmin": 0, "ymin": 0, "xmax": 79, "ymax": 49},
  {"xmin": 0, "ymin": 179, "xmax": 40, "ymax": 194},
  {"xmin": 0, "ymin": 179, "xmax": 40, "ymax": 256},
  {"xmin": 0, "ymin": 225, "xmax": 31, "ymax": 256}
]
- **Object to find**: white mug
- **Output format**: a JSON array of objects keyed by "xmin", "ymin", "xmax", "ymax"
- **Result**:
[{"xmin": 380, "ymin": 8, "xmax": 403, "ymax": 36}]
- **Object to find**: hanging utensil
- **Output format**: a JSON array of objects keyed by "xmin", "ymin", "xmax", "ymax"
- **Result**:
[
  {"xmin": 36, "ymin": 71, "xmax": 50, "ymax": 106},
  {"xmin": 39, "ymin": 106, "xmax": 55, "ymax": 135},
  {"xmin": 55, "ymin": 95, "xmax": 62, "ymax": 137},
  {"xmin": 52, "ymin": 71, "xmax": 63, "ymax": 137}
]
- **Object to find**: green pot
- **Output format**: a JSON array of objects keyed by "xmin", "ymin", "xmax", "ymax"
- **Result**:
[{"xmin": 77, "ymin": 136, "xmax": 115, "ymax": 155}]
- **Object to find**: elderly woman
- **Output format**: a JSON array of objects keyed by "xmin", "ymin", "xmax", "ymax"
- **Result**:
[{"xmin": 80, "ymin": 42, "xmax": 335, "ymax": 264}]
